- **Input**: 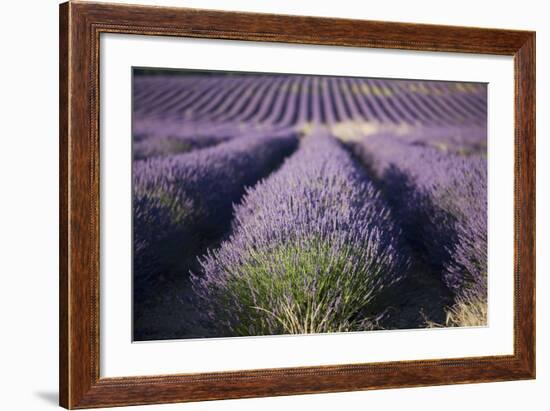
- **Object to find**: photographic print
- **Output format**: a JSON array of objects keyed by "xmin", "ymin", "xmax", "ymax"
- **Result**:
[{"xmin": 132, "ymin": 68, "xmax": 487, "ymax": 341}]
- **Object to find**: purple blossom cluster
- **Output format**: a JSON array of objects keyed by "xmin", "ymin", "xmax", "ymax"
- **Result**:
[
  {"xmin": 353, "ymin": 135, "xmax": 487, "ymax": 298},
  {"xmin": 133, "ymin": 132, "xmax": 298, "ymax": 284},
  {"xmin": 192, "ymin": 134, "xmax": 410, "ymax": 336}
]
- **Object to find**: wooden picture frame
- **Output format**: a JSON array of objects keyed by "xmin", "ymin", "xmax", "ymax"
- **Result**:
[{"xmin": 59, "ymin": 1, "xmax": 535, "ymax": 408}]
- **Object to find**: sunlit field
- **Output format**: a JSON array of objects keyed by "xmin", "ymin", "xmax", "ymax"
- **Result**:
[{"xmin": 132, "ymin": 69, "xmax": 487, "ymax": 341}]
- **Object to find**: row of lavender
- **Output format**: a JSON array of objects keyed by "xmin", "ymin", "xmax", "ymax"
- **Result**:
[
  {"xmin": 134, "ymin": 75, "xmax": 486, "ymax": 128},
  {"xmin": 192, "ymin": 134, "xmax": 410, "ymax": 335},
  {"xmin": 352, "ymin": 136, "xmax": 487, "ymax": 299},
  {"xmin": 133, "ymin": 132, "xmax": 298, "ymax": 287},
  {"xmin": 133, "ymin": 73, "xmax": 487, "ymax": 161},
  {"xmin": 189, "ymin": 133, "xmax": 486, "ymax": 335}
]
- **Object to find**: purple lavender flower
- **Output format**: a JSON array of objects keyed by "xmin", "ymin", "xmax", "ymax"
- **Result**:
[
  {"xmin": 353, "ymin": 135, "xmax": 487, "ymax": 299},
  {"xmin": 193, "ymin": 133, "xmax": 410, "ymax": 336},
  {"xmin": 133, "ymin": 132, "xmax": 298, "ymax": 284}
]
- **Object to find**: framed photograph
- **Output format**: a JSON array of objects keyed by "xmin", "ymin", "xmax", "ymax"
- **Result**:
[{"xmin": 59, "ymin": 1, "xmax": 535, "ymax": 408}]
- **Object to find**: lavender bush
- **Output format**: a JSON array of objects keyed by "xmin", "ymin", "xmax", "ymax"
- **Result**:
[
  {"xmin": 353, "ymin": 135, "xmax": 487, "ymax": 299},
  {"xmin": 192, "ymin": 134, "xmax": 410, "ymax": 336},
  {"xmin": 133, "ymin": 132, "xmax": 298, "ymax": 285}
]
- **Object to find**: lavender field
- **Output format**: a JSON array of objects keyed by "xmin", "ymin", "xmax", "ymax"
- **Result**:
[{"xmin": 132, "ymin": 68, "xmax": 487, "ymax": 341}]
